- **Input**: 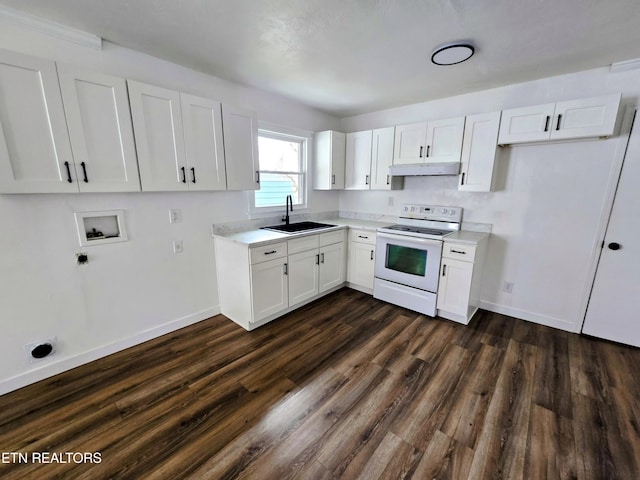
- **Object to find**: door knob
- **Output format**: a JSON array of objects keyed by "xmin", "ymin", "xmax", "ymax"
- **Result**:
[{"xmin": 608, "ymin": 242, "xmax": 621, "ymax": 250}]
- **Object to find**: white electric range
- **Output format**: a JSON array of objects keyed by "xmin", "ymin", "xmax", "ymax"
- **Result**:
[{"xmin": 374, "ymin": 204, "xmax": 462, "ymax": 316}]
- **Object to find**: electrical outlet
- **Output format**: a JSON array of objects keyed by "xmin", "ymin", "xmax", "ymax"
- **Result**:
[
  {"xmin": 169, "ymin": 209, "xmax": 182, "ymax": 224},
  {"xmin": 173, "ymin": 240, "xmax": 183, "ymax": 254},
  {"xmin": 502, "ymin": 281, "xmax": 514, "ymax": 293}
]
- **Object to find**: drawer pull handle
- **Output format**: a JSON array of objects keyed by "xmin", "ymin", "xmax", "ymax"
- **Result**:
[
  {"xmin": 357, "ymin": 235, "xmax": 369, "ymax": 239},
  {"xmin": 264, "ymin": 250, "xmax": 277, "ymax": 255},
  {"xmin": 450, "ymin": 249, "xmax": 466, "ymax": 254}
]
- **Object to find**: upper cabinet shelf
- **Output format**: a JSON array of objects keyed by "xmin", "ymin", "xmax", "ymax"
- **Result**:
[{"xmin": 498, "ymin": 93, "xmax": 621, "ymax": 145}]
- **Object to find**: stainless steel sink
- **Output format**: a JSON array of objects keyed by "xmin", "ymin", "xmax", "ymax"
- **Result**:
[{"xmin": 261, "ymin": 221, "xmax": 337, "ymax": 234}]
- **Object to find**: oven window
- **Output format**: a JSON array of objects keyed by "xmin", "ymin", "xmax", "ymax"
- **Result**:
[{"xmin": 385, "ymin": 244, "xmax": 427, "ymax": 276}]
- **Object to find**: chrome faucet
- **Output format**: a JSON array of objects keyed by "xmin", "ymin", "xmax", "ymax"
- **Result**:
[{"xmin": 284, "ymin": 194, "xmax": 293, "ymax": 225}]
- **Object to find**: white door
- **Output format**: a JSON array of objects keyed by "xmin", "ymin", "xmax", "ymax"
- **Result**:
[
  {"xmin": 436, "ymin": 258, "xmax": 473, "ymax": 317},
  {"xmin": 345, "ymin": 130, "xmax": 372, "ymax": 190},
  {"xmin": 551, "ymin": 94, "xmax": 621, "ymax": 141},
  {"xmin": 459, "ymin": 111, "xmax": 501, "ymax": 192},
  {"xmin": 582, "ymin": 108, "xmax": 640, "ymax": 347},
  {"xmin": 57, "ymin": 65, "xmax": 140, "ymax": 192},
  {"xmin": 348, "ymin": 242, "xmax": 376, "ymax": 289},
  {"xmin": 251, "ymin": 256, "xmax": 288, "ymax": 323},
  {"xmin": 128, "ymin": 80, "xmax": 187, "ymax": 191},
  {"xmin": 319, "ymin": 242, "xmax": 346, "ymax": 293},
  {"xmin": 393, "ymin": 122, "xmax": 427, "ymax": 165},
  {"xmin": 180, "ymin": 93, "xmax": 227, "ymax": 191},
  {"xmin": 425, "ymin": 116, "xmax": 465, "ymax": 163},
  {"xmin": 0, "ymin": 50, "xmax": 76, "ymax": 193},
  {"xmin": 288, "ymin": 249, "xmax": 319, "ymax": 306},
  {"xmin": 370, "ymin": 127, "xmax": 395, "ymax": 190},
  {"xmin": 498, "ymin": 103, "xmax": 555, "ymax": 144},
  {"xmin": 222, "ymin": 104, "xmax": 259, "ymax": 191}
]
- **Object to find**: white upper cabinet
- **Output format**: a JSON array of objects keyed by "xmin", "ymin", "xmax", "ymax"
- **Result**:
[
  {"xmin": 313, "ymin": 130, "xmax": 345, "ymax": 190},
  {"xmin": 345, "ymin": 130, "xmax": 373, "ymax": 190},
  {"xmin": 0, "ymin": 50, "xmax": 76, "ymax": 193},
  {"xmin": 459, "ymin": 111, "xmax": 502, "ymax": 192},
  {"xmin": 180, "ymin": 93, "xmax": 227, "ymax": 191},
  {"xmin": 221, "ymin": 104, "xmax": 259, "ymax": 191},
  {"xmin": 498, "ymin": 94, "xmax": 621, "ymax": 145},
  {"xmin": 128, "ymin": 80, "xmax": 187, "ymax": 191},
  {"xmin": 370, "ymin": 127, "xmax": 400, "ymax": 190},
  {"xmin": 393, "ymin": 117, "xmax": 464, "ymax": 165},
  {"xmin": 57, "ymin": 64, "xmax": 140, "ymax": 192}
]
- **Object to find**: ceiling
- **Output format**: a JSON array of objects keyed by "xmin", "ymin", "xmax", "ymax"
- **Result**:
[{"xmin": 2, "ymin": 0, "xmax": 640, "ymax": 117}]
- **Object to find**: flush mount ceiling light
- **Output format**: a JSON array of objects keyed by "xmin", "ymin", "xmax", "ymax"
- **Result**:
[{"xmin": 431, "ymin": 42, "xmax": 475, "ymax": 66}]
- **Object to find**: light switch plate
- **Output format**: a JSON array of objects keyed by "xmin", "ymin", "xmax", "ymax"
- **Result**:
[{"xmin": 169, "ymin": 209, "xmax": 182, "ymax": 224}]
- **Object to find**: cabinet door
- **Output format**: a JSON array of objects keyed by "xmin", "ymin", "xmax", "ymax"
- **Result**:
[
  {"xmin": 288, "ymin": 249, "xmax": 319, "ymax": 306},
  {"xmin": 222, "ymin": 104, "xmax": 259, "ymax": 191},
  {"xmin": 370, "ymin": 127, "xmax": 395, "ymax": 190},
  {"xmin": 345, "ymin": 130, "xmax": 373, "ymax": 190},
  {"xmin": 498, "ymin": 103, "xmax": 555, "ymax": 144},
  {"xmin": 459, "ymin": 111, "xmax": 501, "ymax": 192},
  {"xmin": 348, "ymin": 242, "xmax": 375, "ymax": 289},
  {"xmin": 57, "ymin": 65, "xmax": 140, "ymax": 192},
  {"xmin": 550, "ymin": 94, "xmax": 621, "ymax": 140},
  {"xmin": 251, "ymin": 256, "xmax": 288, "ymax": 323},
  {"xmin": 313, "ymin": 130, "xmax": 345, "ymax": 190},
  {"xmin": 128, "ymin": 80, "xmax": 187, "ymax": 191},
  {"xmin": 393, "ymin": 122, "xmax": 427, "ymax": 165},
  {"xmin": 425, "ymin": 117, "xmax": 465, "ymax": 163},
  {"xmin": 319, "ymin": 242, "xmax": 346, "ymax": 293},
  {"xmin": 180, "ymin": 93, "xmax": 227, "ymax": 191},
  {"xmin": 0, "ymin": 50, "xmax": 76, "ymax": 193},
  {"xmin": 436, "ymin": 258, "xmax": 473, "ymax": 316}
]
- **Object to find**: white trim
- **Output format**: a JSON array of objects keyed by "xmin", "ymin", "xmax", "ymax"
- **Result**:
[
  {"xmin": 610, "ymin": 58, "xmax": 640, "ymax": 73},
  {"xmin": 479, "ymin": 300, "xmax": 578, "ymax": 332},
  {"xmin": 0, "ymin": 4, "xmax": 102, "ymax": 50},
  {"xmin": 0, "ymin": 307, "xmax": 220, "ymax": 396}
]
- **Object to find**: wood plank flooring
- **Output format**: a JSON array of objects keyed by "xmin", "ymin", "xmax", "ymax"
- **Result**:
[{"xmin": 1, "ymin": 288, "xmax": 639, "ymax": 479}]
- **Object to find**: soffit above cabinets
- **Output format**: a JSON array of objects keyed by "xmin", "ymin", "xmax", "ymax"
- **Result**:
[{"xmin": 1, "ymin": 0, "xmax": 640, "ymax": 116}]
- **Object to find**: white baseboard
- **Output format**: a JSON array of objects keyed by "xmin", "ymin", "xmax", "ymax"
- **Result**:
[
  {"xmin": 0, "ymin": 307, "xmax": 220, "ymax": 397},
  {"xmin": 479, "ymin": 300, "xmax": 579, "ymax": 333}
]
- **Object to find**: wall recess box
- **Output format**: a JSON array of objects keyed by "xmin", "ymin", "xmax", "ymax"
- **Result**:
[{"xmin": 74, "ymin": 210, "xmax": 128, "ymax": 247}]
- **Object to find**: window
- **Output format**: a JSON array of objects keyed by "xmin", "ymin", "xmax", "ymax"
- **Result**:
[{"xmin": 254, "ymin": 129, "xmax": 307, "ymax": 209}]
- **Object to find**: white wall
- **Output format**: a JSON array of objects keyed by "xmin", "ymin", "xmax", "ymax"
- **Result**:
[
  {"xmin": 340, "ymin": 66, "xmax": 640, "ymax": 333},
  {"xmin": 0, "ymin": 20, "xmax": 340, "ymax": 394}
]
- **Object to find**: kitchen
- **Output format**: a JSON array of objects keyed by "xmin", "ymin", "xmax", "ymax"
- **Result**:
[{"xmin": 0, "ymin": 1, "xmax": 639, "ymax": 478}]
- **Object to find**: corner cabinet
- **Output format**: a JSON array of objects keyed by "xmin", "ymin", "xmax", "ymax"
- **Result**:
[
  {"xmin": 437, "ymin": 234, "xmax": 489, "ymax": 325},
  {"xmin": 498, "ymin": 93, "xmax": 621, "ymax": 145},
  {"xmin": 393, "ymin": 117, "xmax": 464, "ymax": 165},
  {"xmin": 347, "ymin": 229, "xmax": 376, "ymax": 293},
  {"xmin": 458, "ymin": 111, "xmax": 501, "ymax": 192},
  {"xmin": 313, "ymin": 130, "xmax": 346, "ymax": 190}
]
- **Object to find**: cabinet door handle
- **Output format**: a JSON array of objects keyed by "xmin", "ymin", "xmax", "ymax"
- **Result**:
[
  {"xmin": 316, "ymin": 254, "xmax": 320, "ymax": 265},
  {"xmin": 191, "ymin": 167, "xmax": 196, "ymax": 184},
  {"xmin": 80, "ymin": 162, "xmax": 88, "ymax": 183},
  {"xmin": 426, "ymin": 145, "xmax": 430, "ymax": 158},
  {"xmin": 451, "ymin": 249, "xmax": 466, "ymax": 254},
  {"xmin": 332, "ymin": 174, "xmax": 336, "ymax": 185},
  {"xmin": 283, "ymin": 263, "xmax": 288, "ymax": 275},
  {"xmin": 365, "ymin": 175, "xmax": 369, "ymax": 185},
  {"xmin": 264, "ymin": 250, "xmax": 277, "ymax": 255},
  {"xmin": 442, "ymin": 264, "xmax": 447, "ymax": 276},
  {"xmin": 181, "ymin": 166, "xmax": 186, "ymax": 183},
  {"xmin": 544, "ymin": 115, "xmax": 550, "ymax": 132},
  {"xmin": 370, "ymin": 250, "xmax": 374, "ymax": 261},
  {"xmin": 386, "ymin": 174, "xmax": 390, "ymax": 185},
  {"xmin": 461, "ymin": 172, "xmax": 465, "ymax": 186},
  {"xmin": 64, "ymin": 161, "xmax": 73, "ymax": 183},
  {"xmin": 357, "ymin": 235, "xmax": 369, "ymax": 239},
  {"xmin": 556, "ymin": 114, "xmax": 562, "ymax": 131},
  {"xmin": 419, "ymin": 146, "xmax": 423, "ymax": 158},
  {"xmin": 255, "ymin": 171, "xmax": 260, "ymax": 184},
  {"xmin": 321, "ymin": 252, "xmax": 325, "ymax": 264}
]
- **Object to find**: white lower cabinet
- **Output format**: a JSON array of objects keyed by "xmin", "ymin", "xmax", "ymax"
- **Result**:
[
  {"xmin": 319, "ymin": 241, "xmax": 346, "ymax": 292},
  {"xmin": 436, "ymin": 235, "xmax": 489, "ymax": 325},
  {"xmin": 288, "ymin": 248, "xmax": 319, "ymax": 306},
  {"xmin": 347, "ymin": 229, "xmax": 376, "ymax": 292},
  {"xmin": 251, "ymin": 256, "xmax": 288, "ymax": 322}
]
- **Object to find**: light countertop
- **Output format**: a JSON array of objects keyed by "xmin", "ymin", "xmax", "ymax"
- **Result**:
[{"xmin": 444, "ymin": 230, "xmax": 490, "ymax": 245}]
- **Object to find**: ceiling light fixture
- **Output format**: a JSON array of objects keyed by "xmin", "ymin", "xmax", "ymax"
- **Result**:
[{"xmin": 431, "ymin": 42, "xmax": 474, "ymax": 66}]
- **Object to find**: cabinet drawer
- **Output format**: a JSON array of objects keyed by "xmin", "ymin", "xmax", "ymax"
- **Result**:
[
  {"xmin": 350, "ymin": 229, "xmax": 376, "ymax": 245},
  {"xmin": 442, "ymin": 242, "xmax": 477, "ymax": 262},
  {"xmin": 319, "ymin": 229, "xmax": 345, "ymax": 247},
  {"xmin": 288, "ymin": 235, "xmax": 319, "ymax": 254},
  {"xmin": 250, "ymin": 242, "xmax": 287, "ymax": 264}
]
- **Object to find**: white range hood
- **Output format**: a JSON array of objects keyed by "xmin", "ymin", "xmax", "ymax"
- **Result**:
[{"xmin": 389, "ymin": 162, "xmax": 460, "ymax": 176}]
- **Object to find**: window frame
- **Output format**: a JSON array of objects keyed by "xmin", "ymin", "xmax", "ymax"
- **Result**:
[{"xmin": 249, "ymin": 123, "xmax": 312, "ymax": 217}]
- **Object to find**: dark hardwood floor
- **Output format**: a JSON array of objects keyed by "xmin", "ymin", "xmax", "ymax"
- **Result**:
[{"xmin": 1, "ymin": 288, "xmax": 639, "ymax": 479}]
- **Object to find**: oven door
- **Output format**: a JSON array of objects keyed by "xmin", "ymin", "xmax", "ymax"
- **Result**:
[{"xmin": 375, "ymin": 232, "xmax": 442, "ymax": 293}]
